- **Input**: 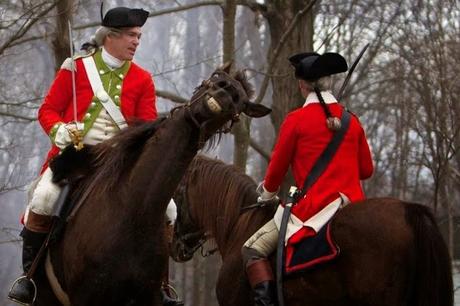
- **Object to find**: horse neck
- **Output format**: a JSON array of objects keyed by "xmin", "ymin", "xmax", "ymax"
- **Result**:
[
  {"xmin": 125, "ymin": 113, "xmax": 202, "ymax": 221},
  {"xmin": 186, "ymin": 159, "xmax": 262, "ymax": 257}
]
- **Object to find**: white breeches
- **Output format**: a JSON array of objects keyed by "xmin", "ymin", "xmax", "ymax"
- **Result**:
[
  {"xmin": 25, "ymin": 167, "xmax": 178, "ymax": 224},
  {"xmin": 243, "ymin": 219, "xmax": 279, "ymax": 258},
  {"xmin": 243, "ymin": 195, "xmax": 348, "ymax": 258},
  {"xmin": 26, "ymin": 168, "xmax": 61, "ymax": 218}
]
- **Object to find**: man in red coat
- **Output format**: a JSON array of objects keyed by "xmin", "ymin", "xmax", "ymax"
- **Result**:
[
  {"xmin": 241, "ymin": 52, "xmax": 374, "ymax": 305},
  {"xmin": 8, "ymin": 7, "xmax": 185, "ymax": 305}
]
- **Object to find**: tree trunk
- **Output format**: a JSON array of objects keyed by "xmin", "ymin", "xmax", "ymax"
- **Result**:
[
  {"xmin": 263, "ymin": 0, "xmax": 314, "ymax": 134},
  {"xmin": 222, "ymin": 0, "xmax": 251, "ymax": 171},
  {"xmin": 52, "ymin": 0, "xmax": 73, "ymax": 71}
]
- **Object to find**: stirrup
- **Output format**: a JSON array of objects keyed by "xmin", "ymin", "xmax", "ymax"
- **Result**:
[
  {"xmin": 8, "ymin": 275, "xmax": 37, "ymax": 306},
  {"xmin": 162, "ymin": 282, "xmax": 179, "ymax": 300}
]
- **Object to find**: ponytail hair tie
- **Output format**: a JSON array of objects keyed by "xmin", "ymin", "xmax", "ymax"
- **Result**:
[{"xmin": 314, "ymin": 87, "xmax": 341, "ymax": 131}]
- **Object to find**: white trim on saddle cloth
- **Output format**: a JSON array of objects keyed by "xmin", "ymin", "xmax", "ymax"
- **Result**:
[{"xmin": 274, "ymin": 192, "xmax": 350, "ymax": 246}]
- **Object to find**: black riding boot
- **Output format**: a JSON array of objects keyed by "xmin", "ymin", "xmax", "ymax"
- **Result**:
[
  {"xmin": 8, "ymin": 228, "xmax": 48, "ymax": 305},
  {"xmin": 246, "ymin": 259, "xmax": 278, "ymax": 306}
]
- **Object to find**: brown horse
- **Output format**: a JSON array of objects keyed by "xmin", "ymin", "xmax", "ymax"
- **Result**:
[
  {"xmin": 171, "ymin": 155, "xmax": 454, "ymax": 306},
  {"xmin": 31, "ymin": 65, "xmax": 271, "ymax": 306}
]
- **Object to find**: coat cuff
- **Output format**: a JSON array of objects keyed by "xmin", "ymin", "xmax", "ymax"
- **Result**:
[{"xmin": 48, "ymin": 122, "xmax": 64, "ymax": 144}]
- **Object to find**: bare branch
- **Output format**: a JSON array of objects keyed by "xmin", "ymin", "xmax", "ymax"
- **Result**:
[
  {"xmin": 254, "ymin": 0, "xmax": 319, "ymax": 105},
  {"xmin": 249, "ymin": 137, "xmax": 270, "ymax": 161},
  {"xmin": 237, "ymin": 0, "xmax": 267, "ymax": 12},
  {"xmin": 9, "ymin": 0, "xmax": 264, "ymax": 50},
  {"xmin": 0, "ymin": 1, "xmax": 58, "ymax": 55},
  {"xmin": 156, "ymin": 90, "xmax": 188, "ymax": 104},
  {"xmin": 74, "ymin": 1, "xmax": 224, "ymax": 31},
  {"xmin": 0, "ymin": 111, "xmax": 36, "ymax": 121}
]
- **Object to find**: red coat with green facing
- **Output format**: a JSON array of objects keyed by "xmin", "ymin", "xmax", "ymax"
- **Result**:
[
  {"xmin": 38, "ymin": 49, "xmax": 157, "ymax": 172},
  {"xmin": 264, "ymin": 102, "xmax": 373, "ymax": 244}
]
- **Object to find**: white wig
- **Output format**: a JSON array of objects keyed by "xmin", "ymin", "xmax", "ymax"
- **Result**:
[{"xmin": 80, "ymin": 26, "xmax": 121, "ymax": 51}]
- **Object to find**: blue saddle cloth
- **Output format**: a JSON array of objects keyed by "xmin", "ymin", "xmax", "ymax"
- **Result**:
[{"xmin": 286, "ymin": 221, "xmax": 339, "ymax": 274}]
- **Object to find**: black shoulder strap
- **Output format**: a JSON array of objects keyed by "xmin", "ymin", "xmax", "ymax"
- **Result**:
[{"xmin": 295, "ymin": 108, "xmax": 352, "ymax": 201}]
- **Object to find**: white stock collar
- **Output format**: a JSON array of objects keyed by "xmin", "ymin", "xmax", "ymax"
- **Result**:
[
  {"xmin": 303, "ymin": 91, "xmax": 338, "ymax": 107},
  {"xmin": 101, "ymin": 47, "xmax": 125, "ymax": 69}
]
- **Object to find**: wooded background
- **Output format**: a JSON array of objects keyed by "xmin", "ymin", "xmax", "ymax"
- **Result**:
[{"xmin": 0, "ymin": 0, "xmax": 459, "ymax": 305}]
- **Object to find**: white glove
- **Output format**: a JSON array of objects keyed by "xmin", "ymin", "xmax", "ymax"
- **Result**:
[
  {"xmin": 54, "ymin": 122, "xmax": 84, "ymax": 150},
  {"xmin": 256, "ymin": 181, "xmax": 279, "ymax": 203}
]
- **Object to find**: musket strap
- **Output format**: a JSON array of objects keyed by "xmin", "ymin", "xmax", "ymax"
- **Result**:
[{"xmin": 82, "ymin": 56, "xmax": 128, "ymax": 129}]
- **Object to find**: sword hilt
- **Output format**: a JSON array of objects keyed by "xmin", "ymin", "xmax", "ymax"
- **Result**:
[{"xmin": 66, "ymin": 122, "xmax": 84, "ymax": 151}]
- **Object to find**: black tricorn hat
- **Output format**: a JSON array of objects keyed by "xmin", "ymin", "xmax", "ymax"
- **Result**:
[
  {"xmin": 102, "ymin": 7, "xmax": 149, "ymax": 28},
  {"xmin": 289, "ymin": 52, "xmax": 348, "ymax": 81}
]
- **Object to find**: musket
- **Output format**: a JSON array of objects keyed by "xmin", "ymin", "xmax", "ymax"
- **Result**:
[
  {"xmin": 67, "ymin": 21, "xmax": 84, "ymax": 150},
  {"xmin": 337, "ymin": 43, "xmax": 370, "ymax": 101}
]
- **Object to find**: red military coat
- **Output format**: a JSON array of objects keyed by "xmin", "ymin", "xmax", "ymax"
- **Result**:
[
  {"xmin": 38, "ymin": 49, "xmax": 157, "ymax": 172},
  {"xmin": 264, "ymin": 95, "xmax": 373, "ymax": 244}
]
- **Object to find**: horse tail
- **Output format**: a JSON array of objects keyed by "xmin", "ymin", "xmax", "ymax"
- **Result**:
[{"xmin": 404, "ymin": 203, "xmax": 453, "ymax": 306}]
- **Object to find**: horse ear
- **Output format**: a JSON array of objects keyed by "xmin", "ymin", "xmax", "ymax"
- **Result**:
[
  {"xmin": 220, "ymin": 61, "xmax": 233, "ymax": 73},
  {"xmin": 242, "ymin": 102, "xmax": 271, "ymax": 118}
]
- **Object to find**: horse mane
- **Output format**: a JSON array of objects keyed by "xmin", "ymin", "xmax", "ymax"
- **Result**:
[
  {"xmin": 184, "ymin": 155, "xmax": 268, "ymax": 249},
  {"xmin": 82, "ymin": 118, "xmax": 167, "ymax": 194}
]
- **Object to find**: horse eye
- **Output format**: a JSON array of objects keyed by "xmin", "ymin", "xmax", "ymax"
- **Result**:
[{"xmin": 217, "ymin": 81, "xmax": 227, "ymax": 88}]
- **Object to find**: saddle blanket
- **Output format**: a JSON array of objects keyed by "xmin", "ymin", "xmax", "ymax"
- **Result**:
[
  {"xmin": 274, "ymin": 195, "xmax": 346, "ymax": 274},
  {"xmin": 285, "ymin": 220, "xmax": 339, "ymax": 274}
]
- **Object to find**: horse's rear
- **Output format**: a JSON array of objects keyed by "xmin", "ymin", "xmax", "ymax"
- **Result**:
[
  {"xmin": 284, "ymin": 198, "xmax": 453, "ymax": 306},
  {"xmin": 404, "ymin": 201, "xmax": 453, "ymax": 306}
]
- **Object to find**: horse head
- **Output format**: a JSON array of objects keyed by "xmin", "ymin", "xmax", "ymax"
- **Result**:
[
  {"xmin": 170, "ymin": 177, "xmax": 207, "ymax": 262},
  {"xmin": 172, "ymin": 62, "xmax": 271, "ymax": 144}
]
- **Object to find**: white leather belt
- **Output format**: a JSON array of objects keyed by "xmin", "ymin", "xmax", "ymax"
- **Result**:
[{"xmin": 82, "ymin": 56, "xmax": 128, "ymax": 129}]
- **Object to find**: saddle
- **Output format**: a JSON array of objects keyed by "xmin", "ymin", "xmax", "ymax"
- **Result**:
[
  {"xmin": 285, "ymin": 220, "xmax": 339, "ymax": 274},
  {"xmin": 282, "ymin": 196, "xmax": 345, "ymax": 274},
  {"xmin": 48, "ymin": 145, "xmax": 98, "ymax": 241}
]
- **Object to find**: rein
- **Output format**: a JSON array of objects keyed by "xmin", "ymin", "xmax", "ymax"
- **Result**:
[
  {"xmin": 176, "ymin": 231, "xmax": 212, "ymax": 258},
  {"xmin": 240, "ymin": 198, "xmax": 279, "ymax": 214},
  {"xmin": 174, "ymin": 178, "xmax": 217, "ymax": 259}
]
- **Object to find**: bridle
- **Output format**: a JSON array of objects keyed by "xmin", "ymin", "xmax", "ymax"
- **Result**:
[
  {"xmin": 173, "ymin": 176, "xmax": 278, "ymax": 259},
  {"xmin": 173, "ymin": 179, "xmax": 217, "ymax": 259},
  {"xmin": 169, "ymin": 70, "xmax": 244, "ymax": 134}
]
